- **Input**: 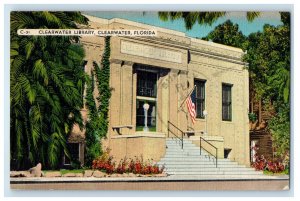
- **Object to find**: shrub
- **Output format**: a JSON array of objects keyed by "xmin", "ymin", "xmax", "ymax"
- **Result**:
[
  {"xmin": 115, "ymin": 158, "xmax": 127, "ymax": 174},
  {"xmin": 91, "ymin": 148, "xmax": 115, "ymax": 174},
  {"xmin": 70, "ymin": 159, "xmax": 82, "ymax": 169},
  {"xmin": 251, "ymin": 154, "xmax": 286, "ymax": 173},
  {"xmin": 248, "ymin": 113, "xmax": 257, "ymax": 122}
]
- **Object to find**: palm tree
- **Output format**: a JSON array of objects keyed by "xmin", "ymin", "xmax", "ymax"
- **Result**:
[
  {"xmin": 10, "ymin": 12, "xmax": 88, "ymax": 169},
  {"xmin": 158, "ymin": 12, "xmax": 260, "ymax": 30}
]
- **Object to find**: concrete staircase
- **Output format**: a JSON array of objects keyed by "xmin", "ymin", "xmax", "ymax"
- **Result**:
[{"xmin": 157, "ymin": 138, "xmax": 262, "ymax": 176}]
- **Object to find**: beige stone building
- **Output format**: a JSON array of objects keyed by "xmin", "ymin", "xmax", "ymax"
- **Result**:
[{"xmin": 69, "ymin": 15, "xmax": 250, "ymax": 167}]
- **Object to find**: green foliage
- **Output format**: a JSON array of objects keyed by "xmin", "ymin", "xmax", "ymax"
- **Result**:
[
  {"xmin": 158, "ymin": 12, "xmax": 260, "ymax": 30},
  {"xmin": 248, "ymin": 113, "xmax": 257, "ymax": 123},
  {"xmin": 158, "ymin": 12, "xmax": 226, "ymax": 30},
  {"xmin": 202, "ymin": 20, "xmax": 247, "ymax": 49},
  {"xmin": 10, "ymin": 11, "xmax": 88, "ymax": 170},
  {"xmin": 263, "ymin": 168, "xmax": 289, "ymax": 176},
  {"xmin": 84, "ymin": 72, "xmax": 102, "ymax": 166},
  {"xmin": 280, "ymin": 12, "xmax": 290, "ymax": 27},
  {"xmin": 268, "ymin": 104, "xmax": 290, "ymax": 160},
  {"xmin": 244, "ymin": 23, "xmax": 290, "ymax": 103},
  {"xmin": 246, "ymin": 12, "xmax": 261, "ymax": 22},
  {"xmin": 84, "ymin": 37, "xmax": 111, "ymax": 167},
  {"xmin": 95, "ymin": 36, "xmax": 111, "ymax": 138},
  {"xmin": 243, "ymin": 15, "xmax": 290, "ymax": 160},
  {"xmin": 60, "ymin": 169, "xmax": 84, "ymax": 175}
]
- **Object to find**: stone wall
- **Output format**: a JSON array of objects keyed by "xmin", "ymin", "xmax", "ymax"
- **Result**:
[{"xmin": 109, "ymin": 133, "xmax": 166, "ymax": 163}]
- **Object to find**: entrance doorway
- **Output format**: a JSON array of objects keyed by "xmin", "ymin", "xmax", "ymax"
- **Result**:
[{"xmin": 136, "ymin": 70, "xmax": 157, "ymax": 132}]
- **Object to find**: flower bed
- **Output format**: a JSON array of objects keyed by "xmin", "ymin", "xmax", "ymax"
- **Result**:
[
  {"xmin": 251, "ymin": 155, "xmax": 286, "ymax": 174},
  {"xmin": 92, "ymin": 149, "xmax": 164, "ymax": 175}
]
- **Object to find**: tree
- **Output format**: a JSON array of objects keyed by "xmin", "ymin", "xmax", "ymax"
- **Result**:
[
  {"xmin": 244, "ymin": 17, "xmax": 290, "ymax": 104},
  {"xmin": 243, "ymin": 13, "xmax": 290, "ymax": 161},
  {"xmin": 158, "ymin": 12, "xmax": 260, "ymax": 30},
  {"xmin": 201, "ymin": 20, "xmax": 247, "ymax": 49},
  {"xmin": 10, "ymin": 12, "xmax": 88, "ymax": 169}
]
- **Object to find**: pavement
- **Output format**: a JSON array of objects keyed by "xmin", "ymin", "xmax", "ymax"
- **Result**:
[
  {"xmin": 10, "ymin": 174, "xmax": 290, "ymax": 191},
  {"xmin": 10, "ymin": 174, "xmax": 289, "ymax": 183}
]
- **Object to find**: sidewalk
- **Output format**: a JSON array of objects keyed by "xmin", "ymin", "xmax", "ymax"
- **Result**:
[
  {"xmin": 10, "ymin": 174, "xmax": 289, "ymax": 183},
  {"xmin": 10, "ymin": 175, "xmax": 290, "ymax": 191}
]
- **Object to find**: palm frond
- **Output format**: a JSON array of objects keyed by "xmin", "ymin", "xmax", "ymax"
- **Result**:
[
  {"xmin": 18, "ymin": 74, "xmax": 36, "ymax": 104},
  {"xmin": 48, "ymin": 132, "xmax": 61, "ymax": 168},
  {"xmin": 10, "ymin": 12, "xmax": 34, "ymax": 31},
  {"xmin": 14, "ymin": 119, "xmax": 23, "ymax": 160},
  {"xmin": 25, "ymin": 40, "xmax": 35, "ymax": 60},
  {"xmin": 29, "ymin": 105, "xmax": 42, "ymax": 150},
  {"xmin": 33, "ymin": 59, "xmax": 48, "ymax": 85},
  {"xmin": 246, "ymin": 12, "xmax": 260, "ymax": 22}
]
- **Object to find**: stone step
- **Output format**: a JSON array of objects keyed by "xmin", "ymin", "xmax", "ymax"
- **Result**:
[
  {"xmin": 166, "ymin": 171, "xmax": 263, "ymax": 175},
  {"xmin": 166, "ymin": 141, "xmax": 196, "ymax": 146},
  {"xmin": 163, "ymin": 167, "xmax": 256, "ymax": 172},
  {"xmin": 157, "ymin": 161, "xmax": 238, "ymax": 167},
  {"xmin": 164, "ymin": 153, "xmax": 211, "ymax": 157},
  {"xmin": 158, "ymin": 160, "xmax": 237, "ymax": 165},
  {"xmin": 164, "ymin": 152, "xmax": 210, "ymax": 156},
  {"xmin": 166, "ymin": 144, "xmax": 197, "ymax": 147},
  {"xmin": 164, "ymin": 151, "xmax": 210, "ymax": 154},
  {"xmin": 161, "ymin": 158, "xmax": 218, "ymax": 162},
  {"xmin": 160, "ymin": 159, "xmax": 218, "ymax": 163},
  {"xmin": 166, "ymin": 148, "xmax": 201, "ymax": 151},
  {"xmin": 165, "ymin": 151, "xmax": 206, "ymax": 154},
  {"xmin": 161, "ymin": 166, "xmax": 249, "ymax": 170},
  {"xmin": 158, "ymin": 164, "xmax": 247, "ymax": 168},
  {"xmin": 166, "ymin": 141, "xmax": 195, "ymax": 145},
  {"xmin": 160, "ymin": 157, "xmax": 231, "ymax": 161},
  {"xmin": 166, "ymin": 138, "xmax": 197, "ymax": 141},
  {"xmin": 166, "ymin": 150, "xmax": 210, "ymax": 155},
  {"xmin": 166, "ymin": 140, "xmax": 194, "ymax": 143},
  {"xmin": 162, "ymin": 138, "xmax": 256, "ymax": 176},
  {"xmin": 166, "ymin": 146, "xmax": 198, "ymax": 149},
  {"xmin": 165, "ymin": 149, "xmax": 203, "ymax": 152}
]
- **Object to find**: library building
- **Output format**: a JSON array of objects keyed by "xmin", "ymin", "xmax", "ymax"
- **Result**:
[{"xmin": 69, "ymin": 15, "xmax": 251, "ymax": 169}]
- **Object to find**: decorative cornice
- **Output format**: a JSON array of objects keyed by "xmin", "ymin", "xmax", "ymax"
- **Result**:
[{"xmin": 190, "ymin": 49, "xmax": 247, "ymax": 66}]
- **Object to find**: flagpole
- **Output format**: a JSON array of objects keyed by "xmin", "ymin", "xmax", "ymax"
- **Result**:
[{"xmin": 178, "ymin": 84, "xmax": 196, "ymax": 110}]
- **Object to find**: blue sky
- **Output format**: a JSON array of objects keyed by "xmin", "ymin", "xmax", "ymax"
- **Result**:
[{"xmin": 83, "ymin": 11, "xmax": 283, "ymax": 38}]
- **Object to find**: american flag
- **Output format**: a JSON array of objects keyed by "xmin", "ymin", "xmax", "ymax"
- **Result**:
[{"xmin": 186, "ymin": 87, "xmax": 196, "ymax": 124}]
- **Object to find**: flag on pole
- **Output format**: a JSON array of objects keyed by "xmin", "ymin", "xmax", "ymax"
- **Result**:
[{"xmin": 186, "ymin": 87, "xmax": 196, "ymax": 124}]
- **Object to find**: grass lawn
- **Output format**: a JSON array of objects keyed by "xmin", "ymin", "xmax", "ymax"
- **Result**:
[
  {"xmin": 263, "ymin": 169, "xmax": 289, "ymax": 176},
  {"xmin": 43, "ymin": 169, "xmax": 85, "ymax": 175}
]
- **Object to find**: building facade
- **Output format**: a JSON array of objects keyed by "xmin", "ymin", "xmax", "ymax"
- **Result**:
[{"xmin": 70, "ymin": 15, "xmax": 250, "ymax": 167}]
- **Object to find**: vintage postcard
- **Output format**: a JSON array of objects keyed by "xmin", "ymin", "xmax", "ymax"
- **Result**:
[{"xmin": 9, "ymin": 10, "xmax": 290, "ymax": 191}]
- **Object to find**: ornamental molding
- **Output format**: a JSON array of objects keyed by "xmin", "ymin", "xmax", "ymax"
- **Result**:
[{"xmin": 120, "ymin": 40, "xmax": 182, "ymax": 64}]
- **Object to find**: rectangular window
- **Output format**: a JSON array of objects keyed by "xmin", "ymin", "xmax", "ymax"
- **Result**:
[
  {"xmin": 195, "ymin": 79, "xmax": 206, "ymax": 118},
  {"xmin": 222, "ymin": 83, "xmax": 232, "ymax": 121},
  {"xmin": 137, "ymin": 71, "xmax": 157, "ymax": 98}
]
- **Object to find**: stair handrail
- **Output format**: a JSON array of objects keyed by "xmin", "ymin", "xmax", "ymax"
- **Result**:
[
  {"xmin": 200, "ymin": 137, "xmax": 218, "ymax": 168},
  {"xmin": 167, "ymin": 121, "xmax": 184, "ymax": 149}
]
